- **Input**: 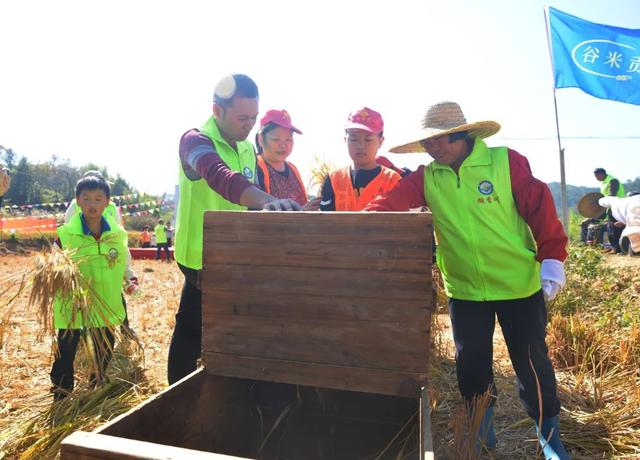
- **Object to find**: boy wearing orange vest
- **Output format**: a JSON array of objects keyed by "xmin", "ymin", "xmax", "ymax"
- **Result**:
[{"xmin": 320, "ymin": 107, "xmax": 401, "ymax": 211}]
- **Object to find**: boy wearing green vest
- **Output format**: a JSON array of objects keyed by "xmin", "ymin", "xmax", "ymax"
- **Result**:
[
  {"xmin": 171, "ymin": 74, "xmax": 302, "ymax": 384},
  {"xmin": 51, "ymin": 175, "xmax": 128, "ymax": 401},
  {"xmin": 365, "ymin": 102, "xmax": 570, "ymax": 459}
]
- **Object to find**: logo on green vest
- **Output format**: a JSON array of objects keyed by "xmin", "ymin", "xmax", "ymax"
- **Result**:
[
  {"xmin": 478, "ymin": 180, "xmax": 494, "ymax": 195},
  {"xmin": 243, "ymin": 166, "xmax": 253, "ymax": 179},
  {"xmin": 108, "ymin": 248, "xmax": 119, "ymax": 261}
]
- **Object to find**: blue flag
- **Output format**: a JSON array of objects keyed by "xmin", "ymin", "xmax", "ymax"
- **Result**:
[{"xmin": 549, "ymin": 7, "xmax": 640, "ymax": 106}]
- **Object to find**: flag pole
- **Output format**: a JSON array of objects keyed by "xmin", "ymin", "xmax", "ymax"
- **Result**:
[{"xmin": 544, "ymin": 6, "xmax": 569, "ymax": 231}]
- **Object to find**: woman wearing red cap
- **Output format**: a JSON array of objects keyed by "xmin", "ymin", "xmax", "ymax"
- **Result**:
[{"xmin": 255, "ymin": 109, "xmax": 308, "ymax": 206}]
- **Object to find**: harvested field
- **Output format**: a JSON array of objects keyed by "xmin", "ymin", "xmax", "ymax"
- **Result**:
[{"xmin": 1, "ymin": 249, "xmax": 639, "ymax": 459}]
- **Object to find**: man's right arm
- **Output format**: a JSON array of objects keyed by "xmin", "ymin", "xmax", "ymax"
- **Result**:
[
  {"xmin": 364, "ymin": 167, "xmax": 427, "ymax": 211},
  {"xmin": 179, "ymin": 129, "xmax": 255, "ymax": 203},
  {"xmin": 179, "ymin": 130, "xmax": 299, "ymax": 210}
]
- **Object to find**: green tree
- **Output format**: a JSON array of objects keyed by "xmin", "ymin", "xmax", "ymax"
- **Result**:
[
  {"xmin": 8, "ymin": 157, "xmax": 33, "ymax": 205},
  {"xmin": 111, "ymin": 175, "xmax": 133, "ymax": 197}
]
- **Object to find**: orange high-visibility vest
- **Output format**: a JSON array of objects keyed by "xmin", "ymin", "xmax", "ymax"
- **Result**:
[
  {"xmin": 329, "ymin": 166, "xmax": 400, "ymax": 211},
  {"xmin": 256, "ymin": 155, "xmax": 307, "ymax": 198}
]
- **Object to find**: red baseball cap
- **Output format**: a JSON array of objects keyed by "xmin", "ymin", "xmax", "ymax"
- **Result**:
[
  {"xmin": 345, "ymin": 107, "xmax": 384, "ymax": 134},
  {"xmin": 260, "ymin": 109, "xmax": 302, "ymax": 134}
]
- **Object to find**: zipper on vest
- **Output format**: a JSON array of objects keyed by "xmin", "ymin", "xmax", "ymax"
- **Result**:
[{"xmin": 456, "ymin": 173, "xmax": 461, "ymax": 188}]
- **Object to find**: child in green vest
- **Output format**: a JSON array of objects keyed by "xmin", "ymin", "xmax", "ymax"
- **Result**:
[
  {"xmin": 154, "ymin": 219, "xmax": 170, "ymax": 262},
  {"xmin": 50, "ymin": 175, "xmax": 128, "ymax": 401}
]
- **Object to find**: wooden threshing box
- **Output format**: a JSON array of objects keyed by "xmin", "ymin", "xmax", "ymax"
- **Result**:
[{"xmin": 62, "ymin": 212, "xmax": 436, "ymax": 459}]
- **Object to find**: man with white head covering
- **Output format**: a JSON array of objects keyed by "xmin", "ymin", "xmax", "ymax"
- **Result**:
[
  {"xmin": 365, "ymin": 102, "xmax": 570, "ymax": 459},
  {"xmin": 171, "ymin": 74, "xmax": 302, "ymax": 385},
  {"xmin": 599, "ymin": 192, "xmax": 640, "ymax": 254}
]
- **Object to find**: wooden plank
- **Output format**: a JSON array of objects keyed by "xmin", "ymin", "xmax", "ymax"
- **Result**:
[
  {"xmin": 202, "ymin": 289, "xmax": 433, "ymax": 322},
  {"xmin": 203, "ymin": 211, "xmax": 433, "ymax": 245},
  {"xmin": 420, "ymin": 386, "xmax": 435, "ymax": 460},
  {"xmin": 203, "ymin": 315, "xmax": 429, "ymax": 372},
  {"xmin": 97, "ymin": 369, "xmax": 259, "ymax": 455},
  {"xmin": 201, "ymin": 265, "xmax": 431, "ymax": 300},
  {"xmin": 61, "ymin": 431, "xmax": 249, "ymax": 460},
  {"xmin": 202, "ymin": 352, "xmax": 427, "ymax": 398},
  {"xmin": 202, "ymin": 211, "xmax": 435, "ymax": 396},
  {"xmin": 203, "ymin": 241, "xmax": 431, "ymax": 272}
]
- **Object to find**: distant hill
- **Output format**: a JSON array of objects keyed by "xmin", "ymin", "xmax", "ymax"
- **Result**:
[{"xmin": 548, "ymin": 177, "xmax": 640, "ymax": 213}]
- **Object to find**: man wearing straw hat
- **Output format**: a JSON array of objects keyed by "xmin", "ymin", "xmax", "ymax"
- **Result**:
[{"xmin": 365, "ymin": 102, "xmax": 570, "ymax": 459}]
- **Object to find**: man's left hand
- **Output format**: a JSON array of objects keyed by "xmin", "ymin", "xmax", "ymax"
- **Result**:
[{"xmin": 540, "ymin": 259, "xmax": 566, "ymax": 302}]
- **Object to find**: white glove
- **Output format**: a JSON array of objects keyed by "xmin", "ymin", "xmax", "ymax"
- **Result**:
[{"xmin": 540, "ymin": 259, "xmax": 565, "ymax": 302}]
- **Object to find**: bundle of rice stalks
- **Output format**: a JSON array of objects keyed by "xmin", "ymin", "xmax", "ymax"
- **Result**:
[
  {"xmin": 0, "ymin": 351, "xmax": 149, "ymax": 460},
  {"xmin": 307, "ymin": 155, "xmax": 336, "ymax": 196},
  {"xmin": 559, "ymin": 367, "xmax": 640, "ymax": 456},
  {"xmin": 448, "ymin": 391, "xmax": 493, "ymax": 460}
]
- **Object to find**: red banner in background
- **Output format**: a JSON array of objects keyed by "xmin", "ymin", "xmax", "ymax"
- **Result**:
[{"xmin": 0, "ymin": 216, "xmax": 57, "ymax": 233}]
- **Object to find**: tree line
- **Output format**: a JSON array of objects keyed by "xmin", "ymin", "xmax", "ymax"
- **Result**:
[
  {"xmin": 0, "ymin": 146, "xmax": 135, "ymax": 206},
  {"xmin": 548, "ymin": 177, "xmax": 640, "ymax": 212}
]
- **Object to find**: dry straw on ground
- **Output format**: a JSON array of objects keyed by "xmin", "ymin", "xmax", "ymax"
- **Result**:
[{"xmin": 0, "ymin": 244, "xmax": 639, "ymax": 459}]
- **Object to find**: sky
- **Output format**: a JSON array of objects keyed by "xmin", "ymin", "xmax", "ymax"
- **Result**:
[{"xmin": 1, "ymin": 0, "xmax": 639, "ymax": 197}]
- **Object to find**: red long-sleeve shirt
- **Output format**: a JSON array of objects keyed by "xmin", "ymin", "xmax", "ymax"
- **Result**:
[{"xmin": 365, "ymin": 149, "xmax": 568, "ymax": 262}]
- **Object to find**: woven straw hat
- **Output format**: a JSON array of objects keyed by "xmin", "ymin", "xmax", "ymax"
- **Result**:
[
  {"xmin": 390, "ymin": 101, "xmax": 501, "ymax": 154},
  {"xmin": 577, "ymin": 192, "xmax": 606, "ymax": 218}
]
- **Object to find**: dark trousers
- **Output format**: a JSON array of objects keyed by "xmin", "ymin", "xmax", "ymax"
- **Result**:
[
  {"xmin": 607, "ymin": 221, "xmax": 624, "ymax": 252},
  {"xmin": 167, "ymin": 264, "xmax": 202, "ymax": 384},
  {"xmin": 581, "ymin": 218, "xmax": 600, "ymax": 242},
  {"xmin": 142, "ymin": 242, "xmax": 151, "ymax": 248},
  {"xmin": 448, "ymin": 290, "xmax": 561, "ymax": 420},
  {"xmin": 156, "ymin": 242, "xmax": 170, "ymax": 261},
  {"xmin": 50, "ymin": 327, "xmax": 115, "ymax": 398}
]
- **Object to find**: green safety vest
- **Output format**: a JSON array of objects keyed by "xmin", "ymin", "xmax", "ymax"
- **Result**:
[
  {"xmin": 54, "ymin": 213, "xmax": 127, "ymax": 329},
  {"xmin": 174, "ymin": 116, "xmax": 256, "ymax": 270},
  {"xmin": 154, "ymin": 224, "xmax": 167, "ymax": 244},
  {"xmin": 424, "ymin": 138, "xmax": 540, "ymax": 301},
  {"xmin": 69, "ymin": 200, "xmax": 120, "ymax": 222},
  {"xmin": 600, "ymin": 175, "xmax": 625, "ymax": 197}
]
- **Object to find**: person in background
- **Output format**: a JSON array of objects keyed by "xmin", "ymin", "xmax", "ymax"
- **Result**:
[
  {"xmin": 140, "ymin": 225, "xmax": 152, "ymax": 248},
  {"xmin": 171, "ymin": 73, "xmax": 301, "ymax": 384},
  {"xmin": 51, "ymin": 175, "xmax": 128, "ymax": 400},
  {"xmin": 320, "ymin": 107, "xmax": 401, "ymax": 211},
  {"xmin": 154, "ymin": 219, "xmax": 170, "ymax": 262},
  {"xmin": 594, "ymin": 167, "xmax": 626, "ymax": 253},
  {"xmin": 364, "ymin": 101, "xmax": 570, "ymax": 459},
  {"xmin": 165, "ymin": 222, "xmax": 174, "ymax": 247},
  {"xmin": 599, "ymin": 192, "xmax": 640, "ymax": 254},
  {"xmin": 0, "ymin": 165, "xmax": 10, "ymax": 198},
  {"xmin": 255, "ymin": 109, "xmax": 308, "ymax": 207}
]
